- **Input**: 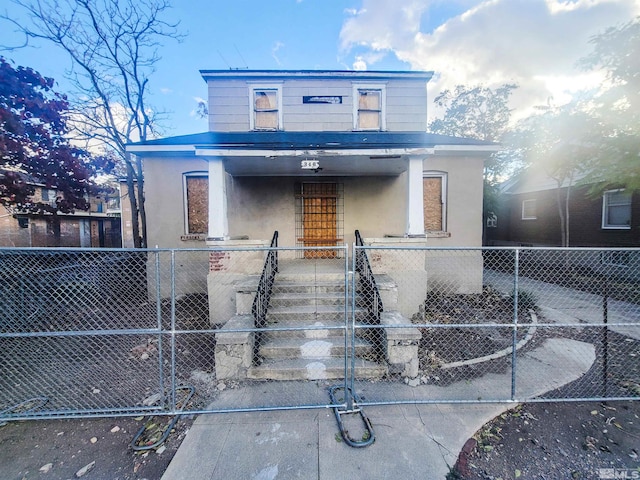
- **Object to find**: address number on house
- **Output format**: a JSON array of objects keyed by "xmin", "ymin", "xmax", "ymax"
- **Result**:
[{"xmin": 301, "ymin": 160, "xmax": 319, "ymax": 169}]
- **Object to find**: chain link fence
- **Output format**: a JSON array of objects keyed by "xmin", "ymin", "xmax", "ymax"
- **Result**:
[
  {"xmin": 1, "ymin": 246, "xmax": 639, "ymax": 421},
  {"xmin": 353, "ymin": 246, "xmax": 640, "ymax": 406}
]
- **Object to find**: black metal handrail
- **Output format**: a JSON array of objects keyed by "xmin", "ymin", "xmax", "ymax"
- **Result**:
[
  {"xmin": 252, "ymin": 231, "xmax": 279, "ymax": 332},
  {"xmin": 354, "ymin": 230, "xmax": 383, "ymax": 324}
]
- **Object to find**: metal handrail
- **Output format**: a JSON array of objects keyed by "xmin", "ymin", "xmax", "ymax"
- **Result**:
[
  {"xmin": 251, "ymin": 231, "xmax": 279, "ymax": 339},
  {"xmin": 354, "ymin": 230, "xmax": 383, "ymax": 323}
]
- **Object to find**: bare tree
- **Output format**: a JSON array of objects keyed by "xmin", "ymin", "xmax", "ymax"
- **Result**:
[{"xmin": 4, "ymin": 0, "xmax": 182, "ymax": 247}]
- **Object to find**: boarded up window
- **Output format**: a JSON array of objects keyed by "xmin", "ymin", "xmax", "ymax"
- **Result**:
[
  {"xmin": 254, "ymin": 89, "xmax": 278, "ymax": 130},
  {"xmin": 186, "ymin": 176, "xmax": 208, "ymax": 234},
  {"xmin": 423, "ymin": 176, "xmax": 443, "ymax": 231},
  {"xmin": 357, "ymin": 89, "xmax": 381, "ymax": 130}
]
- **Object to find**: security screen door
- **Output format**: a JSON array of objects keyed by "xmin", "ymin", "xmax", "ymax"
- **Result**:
[{"xmin": 298, "ymin": 183, "xmax": 342, "ymax": 258}]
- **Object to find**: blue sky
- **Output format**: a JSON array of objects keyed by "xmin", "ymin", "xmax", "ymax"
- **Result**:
[{"xmin": 1, "ymin": 0, "xmax": 639, "ymax": 138}]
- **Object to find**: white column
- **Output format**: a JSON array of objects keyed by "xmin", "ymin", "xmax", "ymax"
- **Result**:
[
  {"xmin": 406, "ymin": 155, "xmax": 425, "ymax": 237},
  {"xmin": 207, "ymin": 156, "xmax": 228, "ymax": 240}
]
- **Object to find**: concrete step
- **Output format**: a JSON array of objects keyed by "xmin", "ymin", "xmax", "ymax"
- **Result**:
[
  {"xmin": 266, "ymin": 304, "xmax": 367, "ymax": 322},
  {"xmin": 271, "ymin": 281, "xmax": 347, "ymax": 294},
  {"xmin": 247, "ymin": 357, "xmax": 387, "ymax": 381},
  {"xmin": 257, "ymin": 336, "xmax": 375, "ymax": 359},
  {"xmin": 269, "ymin": 291, "xmax": 347, "ymax": 307},
  {"xmin": 260, "ymin": 318, "xmax": 346, "ymax": 338},
  {"xmin": 274, "ymin": 272, "xmax": 346, "ymax": 283}
]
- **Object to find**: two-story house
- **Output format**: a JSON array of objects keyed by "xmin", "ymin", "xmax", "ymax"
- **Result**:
[
  {"xmin": 127, "ymin": 70, "xmax": 498, "ymax": 380},
  {"xmin": 129, "ymin": 70, "xmax": 495, "ymax": 246},
  {"xmin": 0, "ymin": 181, "xmax": 122, "ymax": 248},
  {"xmin": 128, "ymin": 70, "xmax": 496, "ymax": 317}
]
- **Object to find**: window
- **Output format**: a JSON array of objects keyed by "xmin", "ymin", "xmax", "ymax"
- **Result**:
[
  {"xmin": 41, "ymin": 188, "xmax": 56, "ymax": 205},
  {"xmin": 602, "ymin": 189, "xmax": 631, "ymax": 229},
  {"xmin": 106, "ymin": 196, "xmax": 120, "ymax": 211},
  {"xmin": 250, "ymin": 84, "xmax": 282, "ymax": 131},
  {"xmin": 353, "ymin": 84, "xmax": 386, "ymax": 130},
  {"xmin": 522, "ymin": 199, "xmax": 537, "ymax": 220},
  {"xmin": 423, "ymin": 172, "xmax": 447, "ymax": 232},
  {"xmin": 184, "ymin": 174, "xmax": 208, "ymax": 234}
]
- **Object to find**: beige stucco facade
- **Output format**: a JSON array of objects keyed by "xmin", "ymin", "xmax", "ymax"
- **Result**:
[
  {"xmin": 129, "ymin": 70, "xmax": 497, "ymax": 325},
  {"xmin": 142, "ymin": 154, "xmax": 484, "ymax": 250}
]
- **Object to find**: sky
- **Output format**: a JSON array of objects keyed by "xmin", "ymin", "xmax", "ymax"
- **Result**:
[{"xmin": 1, "ymin": 0, "xmax": 639, "ymax": 138}]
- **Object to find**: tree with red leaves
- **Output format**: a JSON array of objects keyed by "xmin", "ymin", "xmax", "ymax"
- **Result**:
[{"xmin": 0, "ymin": 57, "xmax": 97, "ymax": 217}]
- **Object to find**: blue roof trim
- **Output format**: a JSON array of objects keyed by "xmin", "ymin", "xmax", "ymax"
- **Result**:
[{"xmin": 129, "ymin": 131, "xmax": 496, "ymax": 150}]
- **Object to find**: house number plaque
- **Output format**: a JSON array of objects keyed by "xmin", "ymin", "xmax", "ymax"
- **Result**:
[{"xmin": 301, "ymin": 159, "xmax": 320, "ymax": 170}]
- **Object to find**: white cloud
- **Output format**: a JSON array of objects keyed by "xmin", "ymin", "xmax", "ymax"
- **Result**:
[
  {"xmin": 159, "ymin": 87, "xmax": 173, "ymax": 95},
  {"xmin": 272, "ymin": 41, "xmax": 285, "ymax": 66},
  {"xmin": 340, "ymin": 0, "xmax": 640, "ymax": 121},
  {"xmin": 353, "ymin": 56, "xmax": 368, "ymax": 70}
]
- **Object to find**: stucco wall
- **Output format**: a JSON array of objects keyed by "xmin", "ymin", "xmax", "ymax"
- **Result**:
[
  {"xmin": 144, "ymin": 156, "xmax": 210, "ymax": 249},
  {"xmin": 423, "ymin": 155, "xmax": 484, "ymax": 247},
  {"xmin": 143, "ymin": 153, "xmax": 484, "ymax": 250},
  {"xmin": 226, "ymin": 175, "xmax": 406, "ymax": 247}
]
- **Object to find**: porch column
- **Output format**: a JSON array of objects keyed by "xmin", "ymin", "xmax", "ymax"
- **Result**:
[
  {"xmin": 207, "ymin": 156, "xmax": 228, "ymax": 240},
  {"xmin": 406, "ymin": 155, "xmax": 425, "ymax": 237}
]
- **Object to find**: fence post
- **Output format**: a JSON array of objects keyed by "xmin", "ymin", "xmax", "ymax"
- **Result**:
[
  {"xmin": 155, "ymin": 249, "xmax": 165, "ymax": 410},
  {"xmin": 511, "ymin": 248, "xmax": 519, "ymax": 401},
  {"xmin": 602, "ymin": 273, "xmax": 609, "ymax": 399},
  {"xmin": 347, "ymin": 251, "xmax": 355, "ymax": 410},
  {"xmin": 170, "ymin": 250, "xmax": 177, "ymax": 412}
]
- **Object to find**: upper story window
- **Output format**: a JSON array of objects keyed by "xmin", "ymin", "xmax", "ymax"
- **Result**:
[
  {"xmin": 41, "ymin": 188, "xmax": 57, "ymax": 205},
  {"xmin": 250, "ymin": 84, "xmax": 282, "ymax": 131},
  {"xmin": 521, "ymin": 199, "xmax": 537, "ymax": 220},
  {"xmin": 353, "ymin": 84, "xmax": 386, "ymax": 131},
  {"xmin": 602, "ymin": 189, "xmax": 631, "ymax": 229},
  {"xmin": 423, "ymin": 172, "xmax": 447, "ymax": 232}
]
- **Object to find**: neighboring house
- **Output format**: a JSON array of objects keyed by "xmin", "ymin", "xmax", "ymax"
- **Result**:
[
  {"xmin": 0, "ymin": 183, "xmax": 122, "ymax": 248},
  {"xmin": 127, "ymin": 70, "xmax": 497, "ymax": 319},
  {"xmin": 487, "ymin": 168, "xmax": 640, "ymax": 248}
]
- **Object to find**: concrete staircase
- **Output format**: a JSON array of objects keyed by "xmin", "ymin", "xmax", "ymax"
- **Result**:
[
  {"xmin": 215, "ymin": 261, "xmax": 420, "ymax": 382},
  {"xmin": 246, "ymin": 272, "xmax": 387, "ymax": 380}
]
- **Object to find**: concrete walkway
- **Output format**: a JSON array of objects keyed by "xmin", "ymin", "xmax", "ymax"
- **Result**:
[
  {"xmin": 484, "ymin": 269, "xmax": 640, "ymax": 340},
  {"xmin": 162, "ymin": 336, "xmax": 595, "ymax": 480}
]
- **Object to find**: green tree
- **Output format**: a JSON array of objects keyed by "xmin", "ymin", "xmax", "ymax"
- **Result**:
[
  {"xmin": 580, "ymin": 17, "xmax": 640, "ymax": 193},
  {"xmin": 4, "ymin": 0, "xmax": 182, "ymax": 247},
  {"xmin": 428, "ymin": 84, "xmax": 519, "ymax": 242}
]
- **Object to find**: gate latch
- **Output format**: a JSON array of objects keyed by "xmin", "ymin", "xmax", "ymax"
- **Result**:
[{"xmin": 329, "ymin": 385, "xmax": 375, "ymax": 448}]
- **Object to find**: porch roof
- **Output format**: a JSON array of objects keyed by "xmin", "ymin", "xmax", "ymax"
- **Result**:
[
  {"xmin": 127, "ymin": 131, "xmax": 499, "ymax": 176},
  {"xmin": 128, "ymin": 131, "xmax": 496, "ymax": 152}
]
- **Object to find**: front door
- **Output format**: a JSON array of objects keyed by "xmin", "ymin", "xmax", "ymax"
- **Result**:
[{"xmin": 299, "ymin": 183, "xmax": 340, "ymax": 258}]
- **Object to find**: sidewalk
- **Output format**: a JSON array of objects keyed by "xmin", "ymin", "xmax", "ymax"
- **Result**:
[
  {"xmin": 484, "ymin": 269, "xmax": 640, "ymax": 340},
  {"xmin": 162, "ymin": 336, "xmax": 595, "ymax": 480}
]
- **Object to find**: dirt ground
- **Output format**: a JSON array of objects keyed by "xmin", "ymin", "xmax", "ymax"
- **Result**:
[
  {"xmin": 0, "ymin": 414, "xmax": 193, "ymax": 480},
  {"xmin": 452, "ymin": 329, "xmax": 640, "ymax": 480},
  {"xmin": 452, "ymin": 400, "xmax": 640, "ymax": 480}
]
